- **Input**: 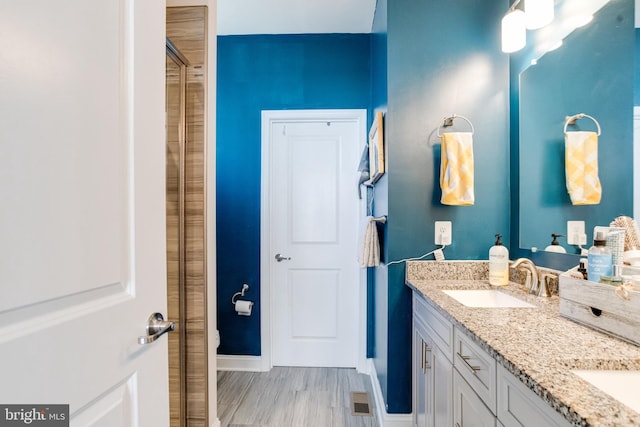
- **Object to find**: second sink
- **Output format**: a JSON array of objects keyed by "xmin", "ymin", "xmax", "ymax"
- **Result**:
[
  {"xmin": 442, "ymin": 289, "xmax": 536, "ymax": 308},
  {"xmin": 572, "ymin": 370, "xmax": 640, "ymax": 414}
]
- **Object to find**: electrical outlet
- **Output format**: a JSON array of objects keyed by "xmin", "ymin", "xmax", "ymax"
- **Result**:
[
  {"xmin": 567, "ymin": 221, "xmax": 587, "ymax": 245},
  {"xmin": 435, "ymin": 221, "xmax": 452, "ymax": 245}
]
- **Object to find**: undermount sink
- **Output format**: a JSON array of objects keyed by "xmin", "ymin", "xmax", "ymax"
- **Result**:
[
  {"xmin": 442, "ymin": 289, "xmax": 536, "ymax": 308},
  {"xmin": 572, "ymin": 370, "xmax": 640, "ymax": 414}
]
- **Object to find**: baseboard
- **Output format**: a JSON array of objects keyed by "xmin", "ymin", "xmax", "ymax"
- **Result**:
[
  {"xmin": 216, "ymin": 354, "xmax": 265, "ymax": 372},
  {"xmin": 366, "ymin": 359, "xmax": 413, "ymax": 427}
]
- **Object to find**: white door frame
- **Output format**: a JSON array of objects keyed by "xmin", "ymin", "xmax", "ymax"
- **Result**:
[
  {"xmin": 260, "ymin": 109, "xmax": 368, "ymax": 373},
  {"xmin": 634, "ymin": 106, "xmax": 640, "ymax": 220}
]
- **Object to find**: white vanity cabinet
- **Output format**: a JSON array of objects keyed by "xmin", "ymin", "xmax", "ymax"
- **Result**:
[
  {"xmin": 412, "ymin": 290, "xmax": 571, "ymax": 427},
  {"xmin": 413, "ymin": 292, "xmax": 453, "ymax": 427},
  {"xmin": 497, "ymin": 364, "xmax": 571, "ymax": 427}
]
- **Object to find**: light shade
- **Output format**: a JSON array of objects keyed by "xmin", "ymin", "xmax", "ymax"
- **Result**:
[
  {"xmin": 524, "ymin": 0, "xmax": 554, "ymax": 30},
  {"xmin": 501, "ymin": 9, "xmax": 526, "ymax": 53}
]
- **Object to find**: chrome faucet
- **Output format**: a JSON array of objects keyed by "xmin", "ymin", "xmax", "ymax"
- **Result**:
[{"xmin": 511, "ymin": 258, "xmax": 539, "ymax": 295}]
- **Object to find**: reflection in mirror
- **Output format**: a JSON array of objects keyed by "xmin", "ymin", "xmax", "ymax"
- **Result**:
[{"xmin": 518, "ymin": 0, "xmax": 634, "ymax": 253}]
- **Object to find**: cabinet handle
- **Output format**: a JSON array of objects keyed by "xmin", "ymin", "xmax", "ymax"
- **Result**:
[
  {"xmin": 456, "ymin": 352, "xmax": 480, "ymax": 374},
  {"xmin": 424, "ymin": 343, "xmax": 431, "ymax": 370},
  {"xmin": 422, "ymin": 341, "xmax": 426, "ymax": 373},
  {"xmin": 421, "ymin": 340, "xmax": 431, "ymax": 372}
]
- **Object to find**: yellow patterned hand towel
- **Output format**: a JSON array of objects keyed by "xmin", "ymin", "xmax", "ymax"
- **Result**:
[
  {"xmin": 440, "ymin": 132, "xmax": 474, "ymax": 206},
  {"xmin": 565, "ymin": 131, "xmax": 601, "ymax": 205}
]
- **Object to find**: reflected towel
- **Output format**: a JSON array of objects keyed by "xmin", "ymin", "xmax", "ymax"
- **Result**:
[
  {"xmin": 565, "ymin": 131, "xmax": 601, "ymax": 205},
  {"xmin": 360, "ymin": 217, "xmax": 380, "ymax": 268},
  {"xmin": 440, "ymin": 132, "xmax": 474, "ymax": 206}
]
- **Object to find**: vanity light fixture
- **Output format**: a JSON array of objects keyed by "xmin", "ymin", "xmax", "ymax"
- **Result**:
[
  {"xmin": 524, "ymin": 0, "xmax": 554, "ymax": 30},
  {"xmin": 502, "ymin": 1, "xmax": 526, "ymax": 53}
]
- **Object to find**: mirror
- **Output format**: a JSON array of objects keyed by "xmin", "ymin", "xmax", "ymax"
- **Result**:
[{"xmin": 517, "ymin": 0, "xmax": 634, "ymax": 254}]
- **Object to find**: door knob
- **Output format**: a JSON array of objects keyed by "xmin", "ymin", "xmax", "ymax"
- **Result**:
[
  {"xmin": 138, "ymin": 312, "xmax": 175, "ymax": 344},
  {"xmin": 275, "ymin": 253, "xmax": 291, "ymax": 262}
]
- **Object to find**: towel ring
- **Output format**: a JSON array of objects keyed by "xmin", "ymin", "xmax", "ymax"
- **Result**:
[
  {"xmin": 436, "ymin": 114, "xmax": 475, "ymax": 137},
  {"xmin": 564, "ymin": 113, "xmax": 601, "ymax": 136}
]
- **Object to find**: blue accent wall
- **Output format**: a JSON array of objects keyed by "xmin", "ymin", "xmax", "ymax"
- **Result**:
[
  {"xmin": 375, "ymin": 0, "xmax": 510, "ymax": 413},
  {"xmin": 216, "ymin": 34, "xmax": 372, "ymax": 355}
]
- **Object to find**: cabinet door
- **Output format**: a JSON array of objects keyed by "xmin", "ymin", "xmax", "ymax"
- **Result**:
[
  {"xmin": 453, "ymin": 370, "xmax": 496, "ymax": 427},
  {"xmin": 432, "ymin": 342, "xmax": 453, "ymax": 427},
  {"xmin": 414, "ymin": 321, "xmax": 432, "ymax": 427},
  {"xmin": 497, "ymin": 364, "xmax": 570, "ymax": 427}
]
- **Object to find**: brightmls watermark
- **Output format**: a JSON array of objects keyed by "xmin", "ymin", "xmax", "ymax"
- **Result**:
[{"xmin": 0, "ymin": 405, "xmax": 68, "ymax": 426}]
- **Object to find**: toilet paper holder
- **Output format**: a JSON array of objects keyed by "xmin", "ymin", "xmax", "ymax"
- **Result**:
[{"xmin": 231, "ymin": 283, "xmax": 250, "ymax": 305}]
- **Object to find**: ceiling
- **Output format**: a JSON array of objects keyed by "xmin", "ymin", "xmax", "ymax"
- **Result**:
[{"xmin": 217, "ymin": 0, "xmax": 377, "ymax": 35}]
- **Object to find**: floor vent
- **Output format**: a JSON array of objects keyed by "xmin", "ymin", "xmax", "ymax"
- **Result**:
[{"xmin": 350, "ymin": 392, "xmax": 373, "ymax": 416}]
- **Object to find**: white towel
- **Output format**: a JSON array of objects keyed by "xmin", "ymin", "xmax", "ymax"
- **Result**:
[{"xmin": 360, "ymin": 217, "xmax": 380, "ymax": 268}]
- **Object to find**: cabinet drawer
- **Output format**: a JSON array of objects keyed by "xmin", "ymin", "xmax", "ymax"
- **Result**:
[
  {"xmin": 497, "ymin": 364, "xmax": 570, "ymax": 427},
  {"xmin": 454, "ymin": 327, "xmax": 497, "ymax": 414},
  {"xmin": 413, "ymin": 292, "xmax": 454, "ymax": 363}
]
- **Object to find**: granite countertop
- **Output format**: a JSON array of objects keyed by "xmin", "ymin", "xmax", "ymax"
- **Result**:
[{"xmin": 406, "ymin": 260, "xmax": 640, "ymax": 427}]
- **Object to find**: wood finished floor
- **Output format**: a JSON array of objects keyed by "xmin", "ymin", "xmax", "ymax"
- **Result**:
[{"xmin": 217, "ymin": 367, "xmax": 379, "ymax": 427}]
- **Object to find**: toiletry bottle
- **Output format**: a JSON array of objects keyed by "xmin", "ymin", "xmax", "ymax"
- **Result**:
[
  {"xmin": 489, "ymin": 234, "xmax": 509, "ymax": 286},
  {"xmin": 587, "ymin": 231, "xmax": 612, "ymax": 283},
  {"xmin": 544, "ymin": 234, "xmax": 567, "ymax": 253},
  {"xmin": 577, "ymin": 258, "xmax": 588, "ymax": 280}
]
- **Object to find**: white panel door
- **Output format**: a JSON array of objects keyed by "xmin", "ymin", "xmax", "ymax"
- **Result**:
[
  {"xmin": 268, "ymin": 113, "xmax": 362, "ymax": 367},
  {"xmin": 0, "ymin": 1, "xmax": 169, "ymax": 425}
]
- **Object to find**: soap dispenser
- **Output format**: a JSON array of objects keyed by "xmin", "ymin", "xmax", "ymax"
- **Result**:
[
  {"xmin": 489, "ymin": 234, "xmax": 509, "ymax": 286},
  {"xmin": 544, "ymin": 234, "xmax": 567, "ymax": 253}
]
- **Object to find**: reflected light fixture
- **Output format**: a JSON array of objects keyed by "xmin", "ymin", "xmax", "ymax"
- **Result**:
[
  {"xmin": 546, "ymin": 40, "xmax": 563, "ymax": 52},
  {"xmin": 501, "ymin": 1, "xmax": 526, "ymax": 53},
  {"xmin": 565, "ymin": 14, "xmax": 593, "ymax": 30},
  {"xmin": 524, "ymin": 0, "xmax": 554, "ymax": 30}
]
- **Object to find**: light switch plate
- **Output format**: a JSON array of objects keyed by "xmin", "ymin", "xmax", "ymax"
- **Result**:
[
  {"xmin": 435, "ymin": 221, "xmax": 452, "ymax": 245},
  {"xmin": 567, "ymin": 221, "xmax": 587, "ymax": 245}
]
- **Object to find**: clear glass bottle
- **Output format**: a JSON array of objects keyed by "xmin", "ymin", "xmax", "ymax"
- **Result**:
[{"xmin": 587, "ymin": 231, "xmax": 612, "ymax": 283}]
